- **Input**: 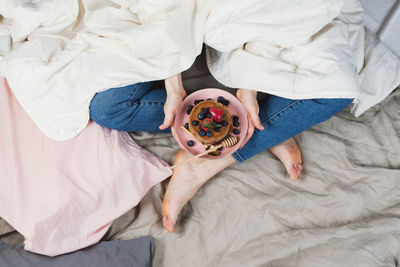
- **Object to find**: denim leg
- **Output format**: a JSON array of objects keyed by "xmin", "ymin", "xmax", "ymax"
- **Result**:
[
  {"xmin": 90, "ymin": 82, "xmax": 170, "ymax": 133},
  {"xmin": 232, "ymin": 95, "xmax": 353, "ymax": 163}
]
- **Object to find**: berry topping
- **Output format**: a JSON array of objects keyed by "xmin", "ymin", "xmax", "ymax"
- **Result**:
[
  {"xmin": 187, "ymin": 140, "xmax": 195, "ymax": 146},
  {"xmin": 233, "ymin": 116, "xmax": 239, "ymax": 122},
  {"xmin": 194, "ymin": 99, "xmax": 203, "ymax": 105},
  {"xmin": 207, "ymin": 98, "xmax": 212, "ymax": 100},
  {"xmin": 198, "ymin": 113, "xmax": 205, "ymax": 120},
  {"xmin": 222, "ymin": 121, "xmax": 228, "ymax": 126},
  {"xmin": 223, "ymin": 100, "xmax": 230, "ymax": 106},
  {"xmin": 217, "ymin": 147, "xmax": 223, "ymax": 151},
  {"xmin": 233, "ymin": 129, "xmax": 240, "ymax": 135},
  {"xmin": 201, "ymin": 117, "xmax": 212, "ymax": 131},
  {"xmin": 206, "ymin": 113, "xmax": 211, "ymax": 118},
  {"xmin": 217, "ymin": 96, "xmax": 225, "ymax": 104},
  {"xmin": 209, "ymin": 107, "xmax": 225, "ymax": 122},
  {"xmin": 201, "ymin": 107, "xmax": 209, "ymax": 114},
  {"xmin": 206, "ymin": 131, "xmax": 213, "ymax": 137},
  {"xmin": 184, "ymin": 123, "xmax": 189, "ymax": 129},
  {"xmin": 214, "ymin": 127, "xmax": 221, "ymax": 132},
  {"xmin": 192, "ymin": 120, "xmax": 199, "ymax": 126},
  {"xmin": 199, "ymin": 131, "xmax": 205, "ymax": 136},
  {"xmin": 233, "ymin": 121, "xmax": 240, "ymax": 127},
  {"xmin": 186, "ymin": 105, "xmax": 194, "ymax": 114}
]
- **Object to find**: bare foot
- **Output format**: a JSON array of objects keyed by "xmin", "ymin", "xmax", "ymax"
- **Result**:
[
  {"xmin": 162, "ymin": 150, "xmax": 236, "ymax": 233},
  {"xmin": 269, "ymin": 138, "xmax": 302, "ymax": 181}
]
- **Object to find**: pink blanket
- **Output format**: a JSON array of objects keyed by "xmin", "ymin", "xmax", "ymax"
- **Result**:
[{"xmin": 0, "ymin": 77, "xmax": 172, "ymax": 256}]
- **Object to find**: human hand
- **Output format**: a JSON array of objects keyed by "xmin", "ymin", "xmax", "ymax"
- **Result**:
[
  {"xmin": 160, "ymin": 74, "xmax": 186, "ymax": 143},
  {"xmin": 159, "ymin": 89, "xmax": 186, "ymax": 130},
  {"xmin": 236, "ymin": 88, "xmax": 264, "ymax": 148}
]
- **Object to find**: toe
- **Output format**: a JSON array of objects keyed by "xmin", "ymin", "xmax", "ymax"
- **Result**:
[
  {"xmin": 296, "ymin": 162, "xmax": 303, "ymax": 170},
  {"xmin": 290, "ymin": 164, "xmax": 302, "ymax": 181},
  {"xmin": 163, "ymin": 216, "xmax": 175, "ymax": 233}
]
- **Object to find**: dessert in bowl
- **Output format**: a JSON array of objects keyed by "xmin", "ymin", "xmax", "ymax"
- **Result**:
[
  {"xmin": 174, "ymin": 89, "xmax": 248, "ymax": 159},
  {"xmin": 188, "ymin": 99, "xmax": 233, "ymax": 144}
]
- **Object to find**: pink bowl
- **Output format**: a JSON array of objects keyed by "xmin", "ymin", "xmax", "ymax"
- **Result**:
[{"xmin": 174, "ymin": 88, "xmax": 248, "ymax": 159}]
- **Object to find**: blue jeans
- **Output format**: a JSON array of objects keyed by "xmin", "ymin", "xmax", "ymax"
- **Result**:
[{"xmin": 90, "ymin": 82, "xmax": 352, "ymax": 163}]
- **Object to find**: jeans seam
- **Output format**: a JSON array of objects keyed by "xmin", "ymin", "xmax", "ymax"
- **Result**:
[
  {"xmin": 119, "ymin": 101, "xmax": 165, "ymax": 131},
  {"xmin": 128, "ymin": 82, "xmax": 145, "ymax": 103},
  {"xmin": 261, "ymin": 100, "xmax": 301, "ymax": 125},
  {"xmin": 140, "ymin": 100, "xmax": 166, "ymax": 105}
]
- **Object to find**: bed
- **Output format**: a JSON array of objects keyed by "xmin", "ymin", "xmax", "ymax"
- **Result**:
[
  {"xmin": 3, "ymin": 50, "xmax": 400, "ymax": 266},
  {"xmin": 1, "ymin": 1, "xmax": 400, "ymax": 266}
]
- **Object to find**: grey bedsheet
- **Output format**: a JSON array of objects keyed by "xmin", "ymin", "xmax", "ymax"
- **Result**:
[
  {"xmin": 108, "ymin": 87, "xmax": 400, "ymax": 267},
  {"xmin": 1, "ymin": 52, "xmax": 399, "ymax": 266}
]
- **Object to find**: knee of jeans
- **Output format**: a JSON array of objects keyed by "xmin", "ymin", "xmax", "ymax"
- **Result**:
[
  {"xmin": 90, "ymin": 94, "xmax": 107, "ymax": 124},
  {"xmin": 89, "ymin": 93, "xmax": 126, "ymax": 129}
]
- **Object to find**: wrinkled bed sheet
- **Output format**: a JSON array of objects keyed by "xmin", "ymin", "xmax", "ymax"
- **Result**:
[
  {"xmin": 112, "ymin": 88, "xmax": 400, "ymax": 267},
  {"xmin": 3, "ymin": 66, "xmax": 399, "ymax": 266}
]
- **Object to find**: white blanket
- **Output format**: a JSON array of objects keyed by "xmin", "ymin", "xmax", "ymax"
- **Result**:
[
  {"xmin": 205, "ymin": 0, "xmax": 400, "ymax": 116},
  {"xmin": 0, "ymin": 0, "xmax": 210, "ymax": 140},
  {"xmin": 1, "ymin": 0, "xmax": 399, "ymax": 141}
]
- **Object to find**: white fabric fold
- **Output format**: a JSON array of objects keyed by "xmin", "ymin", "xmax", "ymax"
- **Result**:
[
  {"xmin": 0, "ymin": 0, "xmax": 211, "ymax": 140},
  {"xmin": 205, "ymin": 0, "xmax": 400, "ymax": 116}
]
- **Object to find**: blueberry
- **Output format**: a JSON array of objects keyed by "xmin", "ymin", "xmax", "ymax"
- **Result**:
[
  {"xmin": 194, "ymin": 99, "xmax": 203, "ymax": 105},
  {"xmin": 217, "ymin": 147, "xmax": 223, "ymax": 151},
  {"xmin": 185, "ymin": 123, "xmax": 189, "ymax": 129},
  {"xmin": 206, "ymin": 131, "xmax": 213, "ymax": 137},
  {"xmin": 207, "ymin": 98, "xmax": 212, "ymax": 100},
  {"xmin": 206, "ymin": 113, "xmax": 211, "ymax": 118},
  {"xmin": 192, "ymin": 120, "xmax": 199, "ymax": 126},
  {"xmin": 223, "ymin": 100, "xmax": 230, "ymax": 106},
  {"xmin": 199, "ymin": 125, "xmax": 203, "ymax": 130},
  {"xmin": 201, "ymin": 107, "xmax": 209, "ymax": 114},
  {"xmin": 233, "ymin": 121, "xmax": 240, "ymax": 127},
  {"xmin": 187, "ymin": 140, "xmax": 195, "ymax": 146},
  {"xmin": 233, "ymin": 128, "xmax": 240, "ymax": 135},
  {"xmin": 222, "ymin": 121, "xmax": 228, "ymax": 126},
  {"xmin": 198, "ymin": 113, "xmax": 205, "ymax": 120},
  {"xmin": 233, "ymin": 116, "xmax": 239, "ymax": 122},
  {"xmin": 214, "ymin": 127, "xmax": 221, "ymax": 132},
  {"xmin": 217, "ymin": 96, "xmax": 225, "ymax": 103},
  {"xmin": 199, "ymin": 131, "xmax": 205, "ymax": 136}
]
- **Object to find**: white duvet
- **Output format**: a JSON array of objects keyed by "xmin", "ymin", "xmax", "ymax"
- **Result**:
[
  {"xmin": 0, "ymin": 0, "xmax": 399, "ymax": 141},
  {"xmin": 205, "ymin": 0, "xmax": 400, "ymax": 116}
]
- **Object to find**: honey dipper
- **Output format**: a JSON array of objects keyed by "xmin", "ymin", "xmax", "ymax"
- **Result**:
[{"xmin": 171, "ymin": 136, "xmax": 238, "ymax": 169}]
